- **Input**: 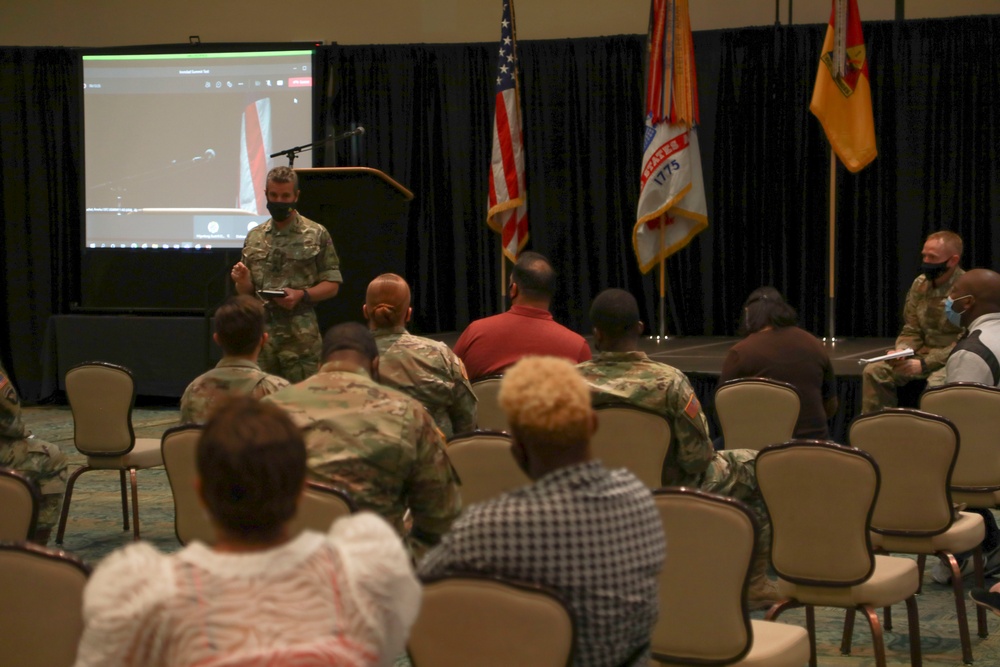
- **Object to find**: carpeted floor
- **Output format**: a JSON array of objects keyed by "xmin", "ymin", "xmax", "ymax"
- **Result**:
[{"xmin": 21, "ymin": 403, "xmax": 1000, "ymax": 666}]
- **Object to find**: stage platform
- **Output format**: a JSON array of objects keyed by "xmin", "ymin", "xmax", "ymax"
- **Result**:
[{"xmin": 431, "ymin": 333, "xmax": 893, "ymax": 443}]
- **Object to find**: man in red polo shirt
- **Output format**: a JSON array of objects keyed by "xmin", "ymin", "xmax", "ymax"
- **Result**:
[{"xmin": 454, "ymin": 252, "xmax": 591, "ymax": 379}]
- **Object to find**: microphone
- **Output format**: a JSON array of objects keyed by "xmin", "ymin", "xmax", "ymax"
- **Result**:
[{"xmin": 334, "ymin": 127, "xmax": 365, "ymax": 141}]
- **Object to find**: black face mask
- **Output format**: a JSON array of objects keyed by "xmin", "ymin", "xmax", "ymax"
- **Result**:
[
  {"xmin": 266, "ymin": 201, "xmax": 294, "ymax": 222},
  {"xmin": 921, "ymin": 261, "xmax": 949, "ymax": 282}
]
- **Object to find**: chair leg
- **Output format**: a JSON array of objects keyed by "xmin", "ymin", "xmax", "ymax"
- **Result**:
[
  {"xmin": 917, "ymin": 554, "xmax": 927, "ymax": 594},
  {"xmin": 806, "ymin": 605, "xmax": 817, "ymax": 667},
  {"xmin": 973, "ymin": 546, "xmax": 988, "ymax": 640},
  {"xmin": 905, "ymin": 594, "xmax": 923, "ymax": 667},
  {"xmin": 860, "ymin": 604, "xmax": 888, "ymax": 667},
  {"xmin": 940, "ymin": 549, "xmax": 975, "ymax": 664},
  {"xmin": 129, "ymin": 468, "xmax": 140, "ymax": 541},
  {"xmin": 841, "ymin": 607, "xmax": 856, "ymax": 655},
  {"xmin": 884, "ymin": 604, "xmax": 893, "ymax": 632},
  {"xmin": 119, "ymin": 469, "xmax": 130, "ymax": 531},
  {"xmin": 55, "ymin": 465, "xmax": 91, "ymax": 544}
]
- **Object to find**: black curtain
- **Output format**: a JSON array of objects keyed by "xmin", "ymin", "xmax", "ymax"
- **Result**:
[
  {"xmin": 2, "ymin": 16, "xmax": 999, "ymax": 400},
  {"xmin": 0, "ymin": 48, "xmax": 82, "ymax": 400}
]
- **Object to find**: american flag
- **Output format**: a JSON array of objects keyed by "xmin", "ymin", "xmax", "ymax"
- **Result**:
[{"xmin": 487, "ymin": 0, "xmax": 528, "ymax": 262}]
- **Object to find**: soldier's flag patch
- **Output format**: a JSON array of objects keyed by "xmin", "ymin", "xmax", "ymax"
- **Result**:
[{"xmin": 684, "ymin": 393, "xmax": 701, "ymax": 420}]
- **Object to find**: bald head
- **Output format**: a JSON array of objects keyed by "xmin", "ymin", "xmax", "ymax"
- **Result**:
[
  {"xmin": 364, "ymin": 273, "xmax": 412, "ymax": 329},
  {"xmin": 951, "ymin": 269, "xmax": 1000, "ymax": 327}
]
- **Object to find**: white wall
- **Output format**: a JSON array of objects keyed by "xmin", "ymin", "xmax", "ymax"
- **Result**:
[{"xmin": 1, "ymin": 0, "xmax": 995, "ymax": 47}]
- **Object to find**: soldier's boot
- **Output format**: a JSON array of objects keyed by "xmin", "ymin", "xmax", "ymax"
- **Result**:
[{"xmin": 747, "ymin": 551, "xmax": 782, "ymax": 611}]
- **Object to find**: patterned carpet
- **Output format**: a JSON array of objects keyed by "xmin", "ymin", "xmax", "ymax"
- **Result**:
[{"xmin": 21, "ymin": 404, "xmax": 1000, "ymax": 666}]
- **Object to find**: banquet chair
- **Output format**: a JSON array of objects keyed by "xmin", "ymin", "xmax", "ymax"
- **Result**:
[
  {"xmin": 471, "ymin": 375, "xmax": 507, "ymax": 432},
  {"xmin": 651, "ymin": 488, "xmax": 810, "ymax": 666},
  {"xmin": 756, "ymin": 440, "xmax": 922, "ymax": 667},
  {"xmin": 162, "ymin": 424, "xmax": 355, "ymax": 545},
  {"xmin": 849, "ymin": 408, "xmax": 986, "ymax": 665},
  {"xmin": 591, "ymin": 403, "xmax": 671, "ymax": 488},
  {"xmin": 0, "ymin": 467, "xmax": 40, "ymax": 542},
  {"xmin": 408, "ymin": 573, "xmax": 574, "ymax": 667},
  {"xmin": 447, "ymin": 430, "xmax": 530, "ymax": 507},
  {"xmin": 0, "ymin": 541, "xmax": 90, "ymax": 667},
  {"xmin": 715, "ymin": 378, "xmax": 800, "ymax": 451},
  {"xmin": 56, "ymin": 361, "xmax": 163, "ymax": 544},
  {"xmin": 920, "ymin": 383, "xmax": 1000, "ymax": 508},
  {"xmin": 289, "ymin": 481, "xmax": 356, "ymax": 535}
]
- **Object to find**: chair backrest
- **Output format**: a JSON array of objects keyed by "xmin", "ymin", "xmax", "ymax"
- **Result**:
[
  {"xmin": 756, "ymin": 440, "xmax": 879, "ymax": 585},
  {"xmin": 921, "ymin": 383, "xmax": 1000, "ymax": 491},
  {"xmin": 0, "ymin": 468, "xmax": 40, "ymax": 541},
  {"xmin": 64, "ymin": 361, "xmax": 137, "ymax": 456},
  {"xmin": 591, "ymin": 404, "xmax": 671, "ymax": 488},
  {"xmin": 163, "ymin": 424, "xmax": 357, "ymax": 545},
  {"xmin": 651, "ymin": 488, "xmax": 755, "ymax": 665},
  {"xmin": 715, "ymin": 378, "xmax": 801, "ymax": 451},
  {"xmin": 161, "ymin": 424, "xmax": 213, "ymax": 545},
  {"xmin": 471, "ymin": 376, "xmax": 508, "ymax": 432},
  {"xmin": 409, "ymin": 574, "xmax": 574, "ymax": 667},
  {"xmin": 288, "ymin": 482, "xmax": 356, "ymax": 535},
  {"xmin": 0, "ymin": 542, "xmax": 90, "ymax": 667},
  {"xmin": 447, "ymin": 431, "xmax": 531, "ymax": 507},
  {"xmin": 849, "ymin": 408, "xmax": 957, "ymax": 536}
]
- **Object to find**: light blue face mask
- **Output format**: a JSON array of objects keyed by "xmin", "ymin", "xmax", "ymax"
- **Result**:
[{"xmin": 944, "ymin": 294, "xmax": 972, "ymax": 327}]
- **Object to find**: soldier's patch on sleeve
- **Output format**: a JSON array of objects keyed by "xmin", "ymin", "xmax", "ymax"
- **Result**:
[{"xmin": 683, "ymin": 392, "xmax": 701, "ymax": 420}]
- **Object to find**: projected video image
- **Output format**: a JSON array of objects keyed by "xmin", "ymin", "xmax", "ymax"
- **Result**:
[{"xmin": 83, "ymin": 49, "xmax": 314, "ymax": 250}]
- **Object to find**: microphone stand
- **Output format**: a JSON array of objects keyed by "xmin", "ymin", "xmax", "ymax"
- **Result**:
[{"xmin": 271, "ymin": 129, "xmax": 364, "ymax": 167}]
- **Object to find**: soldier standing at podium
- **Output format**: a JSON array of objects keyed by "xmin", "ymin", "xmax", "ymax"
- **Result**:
[{"xmin": 231, "ymin": 166, "xmax": 343, "ymax": 382}]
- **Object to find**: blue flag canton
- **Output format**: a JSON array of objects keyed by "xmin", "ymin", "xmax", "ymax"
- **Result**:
[
  {"xmin": 495, "ymin": 2, "xmax": 517, "ymax": 94},
  {"xmin": 642, "ymin": 121, "xmax": 658, "ymax": 152}
]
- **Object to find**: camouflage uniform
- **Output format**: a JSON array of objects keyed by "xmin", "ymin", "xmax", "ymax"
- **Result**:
[
  {"xmin": 576, "ymin": 352, "xmax": 769, "ymax": 553},
  {"xmin": 179, "ymin": 358, "xmax": 290, "ymax": 424},
  {"xmin": 861, "ymin": 270, "xmax": 965, "ymax": 413},
  {"xmin": 372, "ymin": 326, "xmax": 477, "ymax": 439},
  {"xmin": 264, "ymin": 361, "xmax": 461, "ymax": 554},
  {"xmin": 241, "ymin": 213, "xmax": 343, "ymax": 383},
  {"xmin": 0, "ymin": 363, "xmax": 68, "ymax": 532}
]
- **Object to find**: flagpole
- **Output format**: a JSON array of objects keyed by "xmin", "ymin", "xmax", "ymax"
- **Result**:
[
  {"xmin": 827, "ymin": 147, "xmax": 837, "ymax": 342},
  {"xmin": 658, "ymin": 216, "xmax": 668, "ymax": 339},
  {"xmin": 500, "ymin": 249, "xmax": 507, "ymax": 313}
]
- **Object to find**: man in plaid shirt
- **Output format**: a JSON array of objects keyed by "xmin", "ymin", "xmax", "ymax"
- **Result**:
[{"xmin": 420, "ymin": 356, "xmax": 665, "ymax": 667}]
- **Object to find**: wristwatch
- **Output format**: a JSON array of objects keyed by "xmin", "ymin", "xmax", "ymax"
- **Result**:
[{"xmin": 301, "ymin": 288, "xmax": 312, "ymax": 305}]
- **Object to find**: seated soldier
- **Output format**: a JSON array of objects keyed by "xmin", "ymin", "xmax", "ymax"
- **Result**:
[
  {"xmin": 75, "ymin": 396, "xmax": 420, "ymax": 667},
  {"xmin": 0, "ymin": 360, "xmax": 68, "ymax": 545},
  {"xmin": 576, "ymin": 288, "xmax": 778, "ymax": 608},
  {"xmin": 420, "ymin": 356, "xmax": 665, "ymax": 667},
  {"xmin": 180, "ymin": 295, "xmax": 289, "ymax": 423},
  {"xmin": 265, "ymin": 323, "xmax": 461, "ymax": 556},
  {"xmin": 364, "ymin": 273, "xmax": 477, "ymax": 438}
]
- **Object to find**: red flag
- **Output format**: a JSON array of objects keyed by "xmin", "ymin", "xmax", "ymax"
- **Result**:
[
  {"xmin": 487, "ymin": 0, "xmax": 528, "ymax": 262},
  {"xmin": 810, "ymin": 0, "xmax": 877, "ymax": 173},
  {"xmin": 634, "ymin": 0, "xmax": 707, "ymax": 274}
]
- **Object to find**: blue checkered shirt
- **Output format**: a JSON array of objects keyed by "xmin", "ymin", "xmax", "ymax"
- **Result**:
[{"xmin": 419, "ymin": 459, "xmax": 666, "ymax": 667}]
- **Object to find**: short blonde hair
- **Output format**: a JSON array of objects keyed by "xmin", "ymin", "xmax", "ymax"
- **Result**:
[
  {"xmin": 498, "ymin": 356, "xmax": 592, "ymax": 448},
  {"xmin": 927, "ymin": 230, "xmax": 963, "ymax": 257}
]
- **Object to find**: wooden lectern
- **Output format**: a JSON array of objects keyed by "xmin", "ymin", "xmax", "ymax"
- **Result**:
[{"xmin": 294, "ymin": 168, "xmax": 413, "ymax": 332}]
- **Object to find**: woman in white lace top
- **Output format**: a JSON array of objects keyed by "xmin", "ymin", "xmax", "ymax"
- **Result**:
[{"xmin": 73, "ymin": 397, "xmax": 421, "ymax": 667}]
